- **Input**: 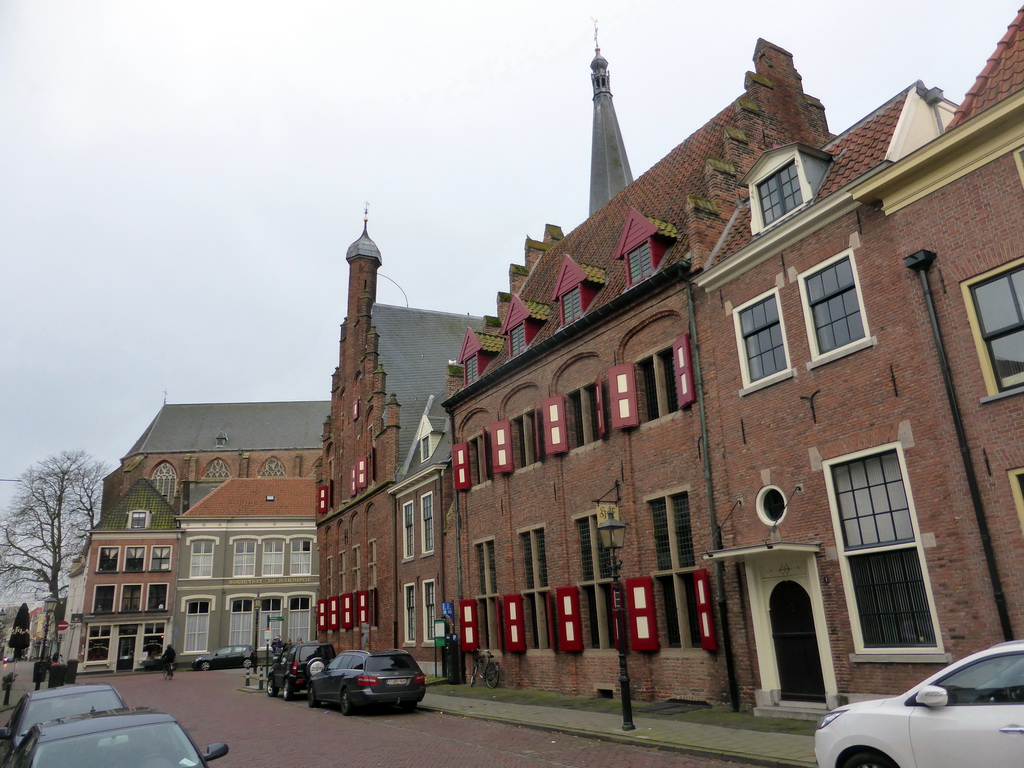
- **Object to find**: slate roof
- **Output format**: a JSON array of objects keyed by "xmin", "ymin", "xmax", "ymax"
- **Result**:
[
  {"xmin": 372, "ymin": 304, "xmax": 483, "ymax": 468},
  {"xmin": 950, "ymin": 5, "xmax": 1024, "ymax": 127},
  {"xmin": 182, "ymin": 477, "xmax": 316, "ymax": 517},
  {"xmin": 124, "ymin": 401, "xmax": 330, "ymax": 459},
  {"xmin": 398, "ymin": 394, "xmax": 453, "ymax": 480},
  {"xmin": 95, "ymin": 479, "xmax": 177, "ymax": 530}
]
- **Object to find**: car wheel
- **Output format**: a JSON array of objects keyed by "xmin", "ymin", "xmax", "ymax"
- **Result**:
[
  {"xmin": 243, "ymin": 658, "xmax": 253, "ymax": 669},
  {"xmin": 200, "ymin": 661, "xmax": 211, "ymax": 671},
  {"xmin": 307, "ymin": 685, "xmax": 319, "ymax": 708},
  {"xmin": 340, "ymin": 688, "xmax": 356, "ymax": 716},
  {"xmin": 841, "ymin": 751, "xmax": 899, "ymax": 768},
  {"xmin": 283, "ymin": 679, "xmax": 295, "ymax": 701},
  {"xmin": 267, "ymin": 678, "xmax": 278, "ymax": 697},
  {"xmin": 399, "ymin": 700, "xmax": 417, "ymax": 712}
]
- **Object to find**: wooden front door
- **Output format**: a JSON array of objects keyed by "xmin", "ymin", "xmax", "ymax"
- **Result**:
[{"xmin": 769, "ymin": 580, "xmax": 825, "ymax": 702}]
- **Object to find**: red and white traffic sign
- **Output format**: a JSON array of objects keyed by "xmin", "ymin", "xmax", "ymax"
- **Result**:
[{"xmin": 57, "ymin": 620, "xmax": 69, "ymax": 632}]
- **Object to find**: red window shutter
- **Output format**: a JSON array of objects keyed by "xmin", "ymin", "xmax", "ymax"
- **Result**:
[
  {"xmin": 673, "ymin": 333, "xmax": 696, "ymax": 409},
  {"xmin": 317, "ymin": 485, "xmax": 329, "ymax": 515},
  {"xmin": 453, "ymin": 442, "xmax": 471, "ymax": 490},
  {"xmin": 502, "ymin": 594, "xmax": 526, "ymax": 652},
  {"xmin": 328, "ymin": 595, "xmax": 340, "ymax": 631},
  {"xmin": 341, "ymin": 593, "xmax": 354, "ymax": 629},
  {"xmin": 459, "ymin": 599, "xmax": 479, "ymax": 652},
  {"xmin": 356, "ymin": 456, "xmax": 368, "ymax": 489},
  {"xmin": 542, "ymin": 396, "xmax": 569, "ymax": 454},
  {"xmin": 317, "ymin": 599, "xmax": 328, "ymax": 632},
  {"xmin": 489, "ymin": 420, "xmax": 513, "ymax": 474},
  {"xmin": 555, "ymin": 586, "xmax": 583, "ymax": 651},
  {"xmin": 608, "ymin": 364, "xmax": 640, "ymax": 429},
  {"xmin": 356, "ymin": 590, "xmax": 369, "ymax": 625},
  {"xmin": 594, "ymin": 374, "xmax": 606, "ymax": 438},
  {"xmin": 694, "ymin": 569, "xmax": 717, "ymax": 650},
  {"xmin": 625, "ymin": 577, "xmax": 659, "ymax": 651}
]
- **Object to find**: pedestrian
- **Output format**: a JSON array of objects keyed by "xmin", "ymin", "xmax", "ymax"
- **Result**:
[
  {"xmin": 161, "ymin": 644, "xmax": 176, "ymax": 680},
  {"xmin": 295, "ymin": 637, "xmax": 303, "ymax": 643}
]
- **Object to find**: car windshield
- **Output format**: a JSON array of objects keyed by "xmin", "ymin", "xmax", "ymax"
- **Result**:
[
  {"xmin": 21, "ymin": 691, "xmax": 125, "ymax": 736},
  {"xmin": 367, "ymin": 655, "xmax": 420, "ymax": 673},
  {"xmin": 32, "ymin": 721, "xmax": 202, "ymax": 768}
]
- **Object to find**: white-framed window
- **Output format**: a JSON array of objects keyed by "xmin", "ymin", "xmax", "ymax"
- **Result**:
[
  {"xmin": 520, "ymin": 528, "xmax": 551, "ymax": 649},
  {"xmin": 184, "ymin": 599, "xmax": 211, "ymax": 652},
  {"xmin": 128, "ymin": 510, "xmax": 149, "ymax": 529},
  {"xmin": 420, "ymin": 493, "xmax": 434, "ymax": 554},
  {"xmin": 291, "ymin": 539, "xmax": 312, "ymax": 575},
  {"xmin": 403, "ymin": 501, "xmax": 415, "ymax": 559},
  {"xmin": 757, "ymin": 162, "xmax": 803, "ymax": 226},
  {"xmin": 93, "ymin": 585, "xmax": 115, "ymax": 613},
  {"xmin": 420, "ymin": 435, "xmax": 432, "ymax": 462},
  {"xmin": 152, "ymin": 463, "xmax": 176, "ymax": 500},
  {"xmin": 423, "ymin": 580, "xmax": 436, "ymax": 642},
  {"xmin": 97, "ymin": 547, "xmax": 119, "ymax": 573},
  {"xmin": 120, "ymin": 584, "xmax": 142, "ymax": 612},
  {"xmin": 124, "ymin": 547, "xmax": 145, "ymax": 572},
  {"xmin": 746, "ymin": 146, "xmax": 830, "ymax": 234},
  {"xmin": 403, "ymin": 583, "xmax": 416, "ymax": 644},
  {"xmin": 189, "ymin": 540, "xmax": 214, "ymax": 578},
  {"xmin": 509, "ymin": 323, "xmax": 526, "ymax": 357},
  {"xmin": 288, "ymin": 596, "xmax": 311, "ymax": 640},
  {"xmin": 733, "ymin": 288, "xmax": 792, "ymax": 389},
  {"xmin": 823, "ymin": 445, "xmax": 939, "ymax": 653},
  {"xmin": 87, "ymin": 625, "xmax": 111, "ymax": 662},
  {"xmin": 146, "ymin": 583, "xmax": 168, "ymax": 612},
  {"xmin": 261, "ymin": 597, "xmax": 283, "ymax": 630},
  {"xmin": 233, "ymin": 540, "xmax": 256, "ymax": 577},
  {"xmin": 229, "ymin": 598, "xmax": 254, "ymax": 645},
  {"xmin": 798, "ymin": 249, "xmax": 869, "ymax": 361},
  {"xmin": 263, "ymin": 540, "xmax": 284, "ymax": 576},
  {"xmin": 151, "ymin": 546, "xmax": 171, "ymax": 572},
  {"xmin": 963, "ymin": 258, "xmax": 1024, "ymax": 395}
]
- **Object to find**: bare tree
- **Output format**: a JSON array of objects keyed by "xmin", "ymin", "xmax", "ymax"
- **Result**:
[{"xmin": 0, "ymin": 450, "xmax": 109, "ymax": 598}]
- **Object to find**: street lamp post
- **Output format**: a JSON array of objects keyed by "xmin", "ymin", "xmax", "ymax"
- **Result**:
[
  {"xmin": 35, "ymin": 597, "xmax": 58, "ymax": 691},
  {"xmin": 597, "ymin": 515, "xmax": 635, "ymax": 732}
]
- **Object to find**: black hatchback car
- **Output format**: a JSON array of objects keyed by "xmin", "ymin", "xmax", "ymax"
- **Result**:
[
  {"xmin": 190, "ymin": 644, "xmax": 258, "ymax": 671},
  {"xmin": 307, "ymin": 649, "xmax": 426, "ymax": 715},
  {"xmin": 267, "ymin": 641, "xmax": 335, "ymax": 701}
]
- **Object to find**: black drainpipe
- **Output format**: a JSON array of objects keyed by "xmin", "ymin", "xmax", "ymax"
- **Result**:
[
  {"xmin": 687, "ymin": 280, "xmax": 740, "ymax": 710},
  {"xmin": 904, "ymin": 249, "xmax": 1013, "ymax": 641}
]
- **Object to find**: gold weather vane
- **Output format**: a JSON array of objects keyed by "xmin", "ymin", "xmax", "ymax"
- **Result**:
[{"xmin": 363, "ymin": 202, "xmax": 370, "ymax": 223}]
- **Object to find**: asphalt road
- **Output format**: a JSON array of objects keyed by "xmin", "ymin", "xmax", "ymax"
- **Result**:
[{"xmin": 93, "ymin": 669, "xmax": 756, "ymax": 768}]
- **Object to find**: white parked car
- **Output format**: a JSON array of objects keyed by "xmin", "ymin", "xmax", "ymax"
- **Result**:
[{"xmin": 815, "ymin": 640, "xmax": 1024, "ymax": 768}]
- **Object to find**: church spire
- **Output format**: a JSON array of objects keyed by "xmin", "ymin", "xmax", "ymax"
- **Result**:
[{"xmin": 589, "ymin": 24, "xmax": 633, "ymax": 216}]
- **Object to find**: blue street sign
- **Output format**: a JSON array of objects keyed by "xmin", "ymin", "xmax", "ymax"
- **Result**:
[{"xmin": 442, "ymin": 601, "xmax": 454, "ymax": 618}]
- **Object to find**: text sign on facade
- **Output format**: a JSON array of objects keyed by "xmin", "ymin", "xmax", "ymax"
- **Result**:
[{"xmin": 442, "ymin": 601, "xmax": 454, "ymax": 618}]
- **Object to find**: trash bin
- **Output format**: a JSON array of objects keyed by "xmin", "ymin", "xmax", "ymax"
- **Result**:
[
  {"xmin": 64, "ymin": 659, "xmax": 79, "ymax": 684},
  {"xmin": 47, "ymin": 663, "xmax": 66, "ymax": 688},
  {"xmin": 32, "ymin": 660, "xmax": 50, "ymax": 685},
  {"xmin": 446, "ymin": 635, "xmax": 462, "ymax": 685}
]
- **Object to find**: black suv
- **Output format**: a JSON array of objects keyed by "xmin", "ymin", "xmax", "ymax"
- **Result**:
[{"xmin": 267, "ymin": 642, "xmax": 336, "ymax": 701}]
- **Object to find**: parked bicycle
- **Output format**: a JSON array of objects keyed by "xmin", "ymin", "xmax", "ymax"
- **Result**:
[{"xmin": 469, "ymin": 650, "xmax": 499, "ymax": 688}]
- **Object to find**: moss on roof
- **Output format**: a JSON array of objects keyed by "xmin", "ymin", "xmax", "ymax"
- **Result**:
[
  {"xmin": 726, "ymin": 126, "xmax": 749, "ymax": 143},
  {"xmin": 688, "ymin": 196, "xmax": 720, "ymax": 215},
  {"xmin": 510, "ymin": 264, "xmax": 530, "ymax": 276},
  {"xmin": 745, "ymin": 71, "xmax": 774, "ymax": 88},
  {"xmin": 96, "ymin": 478, "xmax": 177, "ymax": 530},
  {"xmin": 476, "ymin": 332, "xmax": 505, "ymax": 353},
  {"xmin": 737, "ymin": 98, "xmax": 761, "ymax": 114},
  {"xmin": 522, "ymin": 300, "xmax": 552, "ymax": 320},
  {"xmin": 525, "ymin": 238, "xmax": 554, "ymax": 251},
  {"xmin": 447, "ymin": 364, "xmax": 464, "ymax": 376},
  {"xmin": 484, "ymin": 315, "xmax": 501, "ymax": 328},
  {"xmin": 577, "ymin": 262, "xmax": 607, "ymax": 284},
  {"xmin": 646, "ymin": 217, "xmax": 679, "ymax": 239},
  {"xmin": 498, "ymin": 291, "xmax": 512, "ymax": 302},
  {"xmin": 707, "ymin": 157, "xmax": 737, "ymax": 174}
]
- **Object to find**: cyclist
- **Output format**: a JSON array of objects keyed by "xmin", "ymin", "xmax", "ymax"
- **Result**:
[{"xmin": 161, "ymin": 643, "xmax": 176, "ymax": 680}]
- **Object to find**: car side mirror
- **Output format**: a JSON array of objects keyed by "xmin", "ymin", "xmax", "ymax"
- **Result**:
[
  {"xmin": 914, "ymin": 685, "xmax": 949, "ymax": 708},
  {"xmin": 0, "ymin": 726, "xmax": 10, "ymax": 740},
  {"xmin": 204, "ymin": 743, "xmax": 229, "ymax": 761}
]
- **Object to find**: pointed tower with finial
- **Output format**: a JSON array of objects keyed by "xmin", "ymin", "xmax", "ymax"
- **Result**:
[
  {"xmin": 345, "ymin": 203, "xmax": 382, "ymax": 322},
  {"xmin": 589, "ymin": 21, "xmax": 633, "ymax": 216}
]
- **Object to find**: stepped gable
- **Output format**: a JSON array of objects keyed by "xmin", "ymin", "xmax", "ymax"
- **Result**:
[
  {"xmin": 949, "ymin": 5, "xmax": 1024, "ymax": 127},
  {"xmin": 479, "ymin": 39, "xmax": 829, "ymax": 368},
  {"xmin": 95, "ymin": 478, "xmax": 177, "ymax": 530},
  {"xmin": 182, "ymin": 477, "xmax": 315, "ymax": 517}
]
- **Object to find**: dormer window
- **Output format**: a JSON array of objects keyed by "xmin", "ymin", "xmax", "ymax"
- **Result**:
[
  {"xmin": 128, "ymin": 510, "xmax": 149, "ymax": 529},
  {"xmin": 458, "ymin": 327, "xmax": 502, "ymax": 385},
  {"xmin": 613, "ymin": 208, "xmax": 677, "ymax": 288},
  {"xmin": 499, "ymin": 295, "xmax": 550, "ymax": 359},
  {"xmin": 509, "ymin": 324, "xmax": 527, "ymax": 357},
  {"xmin": 420, "ymin": 435, "xmax": 432, "ymax": 462},
  {"xmin": 744, "ymin": 144, "xmax": 832, "ymax": 234},
  {"xmin": 551, "ymin": 256, "xmax": 605, "ymax": 326},
  {"xmin": 757, "ymin": 162, "xmax": 802, "ymax": 226}
]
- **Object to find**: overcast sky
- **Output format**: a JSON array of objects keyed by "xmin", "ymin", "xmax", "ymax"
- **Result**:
[{"xmin": 0, "ymin": 0, "xmax": 1015, "ymax": 512}]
